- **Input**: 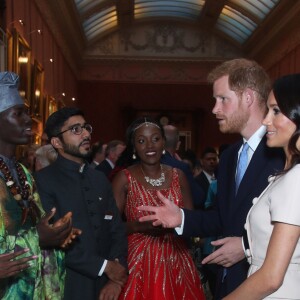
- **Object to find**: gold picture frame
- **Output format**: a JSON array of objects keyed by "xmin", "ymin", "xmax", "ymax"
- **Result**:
[
  {"xmin": 32, "ymin": 132, "xmax": 41, "ymax": 145},
  {"xmin": 31, "ymin": 59, "xmax": 44, "ymax": 122},
  {"xmin": 0, "ymin": 29, "xmax": 7, "ymax": 71},
  {"xmin": 12, "ymin": 29, "xmax": 31, "ymax": 107},
  {"xmin": 7, "ymin": 30, "xmax": 13, "ymax": 71},
  {"xmin": 45, "ymin": 95, "xmax": 57, "ymax": 121}
]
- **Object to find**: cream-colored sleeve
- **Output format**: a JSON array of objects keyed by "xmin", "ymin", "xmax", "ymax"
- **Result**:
[{"xmin": 270, "ymin": 165, "xmax": 300, "ymax": 226}]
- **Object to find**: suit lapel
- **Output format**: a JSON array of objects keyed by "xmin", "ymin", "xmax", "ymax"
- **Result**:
[
  {"xmin": 235, "ymin": 138, "xmax": 267, "ymax": 206},
  {"xmin": 230, "ymin": 144, "xmax": 240, "ymax": 197},
  {"xmin": 220, "ymin": 142, "xmax": 241, "ymax": 217}
]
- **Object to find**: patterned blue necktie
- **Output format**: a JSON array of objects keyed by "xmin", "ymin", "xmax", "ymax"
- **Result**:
[{"xmin": 235, "ymin": 142, "xmax": 249, "ymax": 193}]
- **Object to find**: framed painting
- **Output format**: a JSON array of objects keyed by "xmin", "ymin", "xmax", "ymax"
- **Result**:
[
  {"xmin": 31, "ymin": 60, "xmax": 44, "ymax": 122},
  {"xmin": 31, "ymin": 133, "xmax": 41, "ymax": 145},
  {"xmin": 6, "ymin": 30, "xmax": 13, "ymax": 71},
  {"xmin": 45, "ymin": 95, "xmax": 57, "ymax": 121},
  {"xmin": 57, "ymin": 99, "xmax": 66, "ymax": 110},
  {"xmin": 12, "ymin": 29, "xmax": 31, "ymax": 107},
  {"xmin": 179, "ymin": 131, "xmax": 191, "ymax": 151},
  {"xmin": 0, "ymin": 29, "xmax": 7, "ymax": 71}
]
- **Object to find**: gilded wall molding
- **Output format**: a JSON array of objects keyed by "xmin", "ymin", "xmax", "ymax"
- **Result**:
[
  {"xmin": 85, "ymin": 23, "xmax": 242, "ymax": 60},
  {"xmin": 80, "ymin": 60, "xmax": 221, "ymax": 83}
]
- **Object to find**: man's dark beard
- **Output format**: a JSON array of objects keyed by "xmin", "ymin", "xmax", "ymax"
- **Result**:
[{"xmin": 62, "ymin": 140, "xmax": 91, "ymax": 159}]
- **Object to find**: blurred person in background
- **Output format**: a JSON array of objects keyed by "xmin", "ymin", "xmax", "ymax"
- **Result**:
[{"xmin": 89, "ymin": 141, "xmax": 107, "ymax": 169}]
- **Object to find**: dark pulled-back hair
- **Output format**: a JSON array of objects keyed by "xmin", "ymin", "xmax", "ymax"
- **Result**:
[
  {"xmin": 125, "ymin": 116, "xmax": 165, "ymax": 157},
  {"xmin": 45, "ymin": 107, "xmax": 84, "ymax": 139},
  {"xmin": 273, "ymin": 73, "xmax": 300, "ymax": 172}
]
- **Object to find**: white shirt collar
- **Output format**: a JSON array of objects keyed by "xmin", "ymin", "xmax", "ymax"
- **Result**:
[
  {"xmin": 238, "ymin": 125, "xmax": 266, "ymax": 165},
  {"xmin": 106, "ymin": 158, "xmax": 115, "ymax": 169},
  {"xmin": 243, "ymin": 125, "xmax": 266, "ymax": 152},
  {"xmin": 203, "ymin": 170, "xmax": 215, "ymax": 183},
  {"xmin": 92, "ymin": 160, "xmax": 99, "ymax": 166}
]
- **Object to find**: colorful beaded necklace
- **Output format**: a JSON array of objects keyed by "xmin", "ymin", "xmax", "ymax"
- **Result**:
[{"xmin": 0, "ymin": 157, "xmax": 39, "ymax": 225}]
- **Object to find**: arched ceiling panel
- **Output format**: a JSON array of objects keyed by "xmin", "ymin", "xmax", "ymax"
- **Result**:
[
  {"xmin": 74, "ymin": 0, "xmax": 108, "ymax": 14},
  {"xmin": 229, "ymin": 0, "xmax": 278, "ymax": 20},
  {"xmin": 83, "ymin": 5, "xmax": 118, "ymax": 40},
  {"xmin": 74, "ymin": 0, "xmax": 280, "ymax": 47},
  {"xmin": 35, "ymin": 0, "xmax": 300, "ymax": 69},
  {"xmin": 135, "ymin": 0, "xmax": 205, "ymax": 20},
  {"xmin": 217, "ymin": 5, "xmax": 257, "ymax": 43}
]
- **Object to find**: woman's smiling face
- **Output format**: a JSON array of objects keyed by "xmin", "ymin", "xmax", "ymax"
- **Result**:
[
  {"xmin": 263, "ymin": 90, "xmax": 296, "ymax": 152},
  {"xmin": 134, "ymin": 124, "xmax": 164, "ymax": 164}
]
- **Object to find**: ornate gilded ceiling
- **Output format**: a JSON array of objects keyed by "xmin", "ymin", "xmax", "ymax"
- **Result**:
[
  {"xmin": 74, "ymin": 0, "xmax": 279, "ymax": 45},
  {"xmin": 35, "ymin": 0, "xmax": 300, "ymax": 72}
]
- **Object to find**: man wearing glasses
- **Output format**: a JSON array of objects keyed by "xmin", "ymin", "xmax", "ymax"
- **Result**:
[
  {"xmin": 0, "ymin": 73, "xmax": 78, "ymax": 299},
  {"xmin": 34, "ymin": 107, "xmax": 128, "ymax": 300}
]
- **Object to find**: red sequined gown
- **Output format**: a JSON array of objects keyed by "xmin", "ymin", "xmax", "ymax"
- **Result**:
[{"xmin": 119, "ymin": 168, "xmax": 205, "ymax": 300}]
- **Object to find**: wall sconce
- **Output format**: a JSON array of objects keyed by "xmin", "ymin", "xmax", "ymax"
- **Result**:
[
  {"xmin": 28, "ymin": 29, "xmax": 42, "ymax": 35},
  {"xmin": 19, "ymin": 90, "xmax": 26, "ymax": 98},
  {"xmin": 18, "ymin": 56, "xmax": 29, "ymax": 64},
  {"xmin": 53, "ymin": 93, "xmax": 76, "ymax": 104},
  {"xmin": 53, "ymin": 92, "xmax": 65, "ymax": 100},
  {"xmin": 43, "ymin": 58, "xmax": 54, "ymax": 64},
  {"xmin": 35, "ymin": 89, "xmax": 41, "ymax": 97},
  {"xmin": 8, "ymin": 19, "xmax": 25, "ymax": 27}
]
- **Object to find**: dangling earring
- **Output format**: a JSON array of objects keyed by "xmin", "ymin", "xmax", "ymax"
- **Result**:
[
  {"xmin": 132, "ymin": 153, "xmax": 137, "ymax": 160},
  {"xmin": 162, "ymin": 149, "xmax": 166, "ymax": 155}
]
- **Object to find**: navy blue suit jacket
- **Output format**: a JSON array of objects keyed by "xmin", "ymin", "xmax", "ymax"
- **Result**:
[
  {"xmin": 95, "ymin": 159, "xmax": 113, "ymax": 177},
  {"xmin": 161, "ymin": 151, "xmax": 205, "ymax": 208},
  {"xmin": 35, "ymin": 156, "xmax": 128, "ymax": 299},
  {"xmin": 195, "ymin": 171, "xmax": 210, "ymax": 201},
  {"xmin": 183, "ymin": 137, "xmax": 285, "ymax": 298}
]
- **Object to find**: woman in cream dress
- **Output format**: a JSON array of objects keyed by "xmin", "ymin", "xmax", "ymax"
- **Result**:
[{"xmin": 224, "ymin": 74, "xmax": 300, "ymax": 299}]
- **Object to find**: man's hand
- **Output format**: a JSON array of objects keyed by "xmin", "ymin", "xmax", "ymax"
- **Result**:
[
  {"xmin": 138, "ymin": 191, "xmax": 182, "ymax": 228},
  {"xmin": 52, "ymin": 211, "xmax": 82, "ymax": 248},
  {"xmin": 127, "ymin": 220, "xmax": 172, "ymax": 236},
  {"xmin": 37, "ymin": 208, "xmax": 72, "ymax": 248},
  {"xmin": 52, "ymin": 211, "xmax": 72, "ymax": 228},
  {"xmin": 202, "ymin": 237, "xmax": 245, "ymax": 267},
  {"xmin": 60, "ymin": 227, "xmax": 82, "ymax": 248},
  {"xmin": 98, "ymin": 280, "xmax": 122, "ymax": 300},
  {"xmin": 0, "ymin": 249, "xmax": 37, "ymax": 278},
  {"xmin": 104, "ymin": 260, "xmax": 128, "ymax": 287}
]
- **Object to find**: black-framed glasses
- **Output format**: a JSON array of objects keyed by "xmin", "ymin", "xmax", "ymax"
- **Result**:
[{"xmin": 57, "ymin": 123, "xmax": 93, "ymax": 136}]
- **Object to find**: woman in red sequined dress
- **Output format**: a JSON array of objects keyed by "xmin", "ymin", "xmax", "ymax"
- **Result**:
[{"xmin": 112, "ymin": 117, "xmax": 205, "ymax": 300}]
